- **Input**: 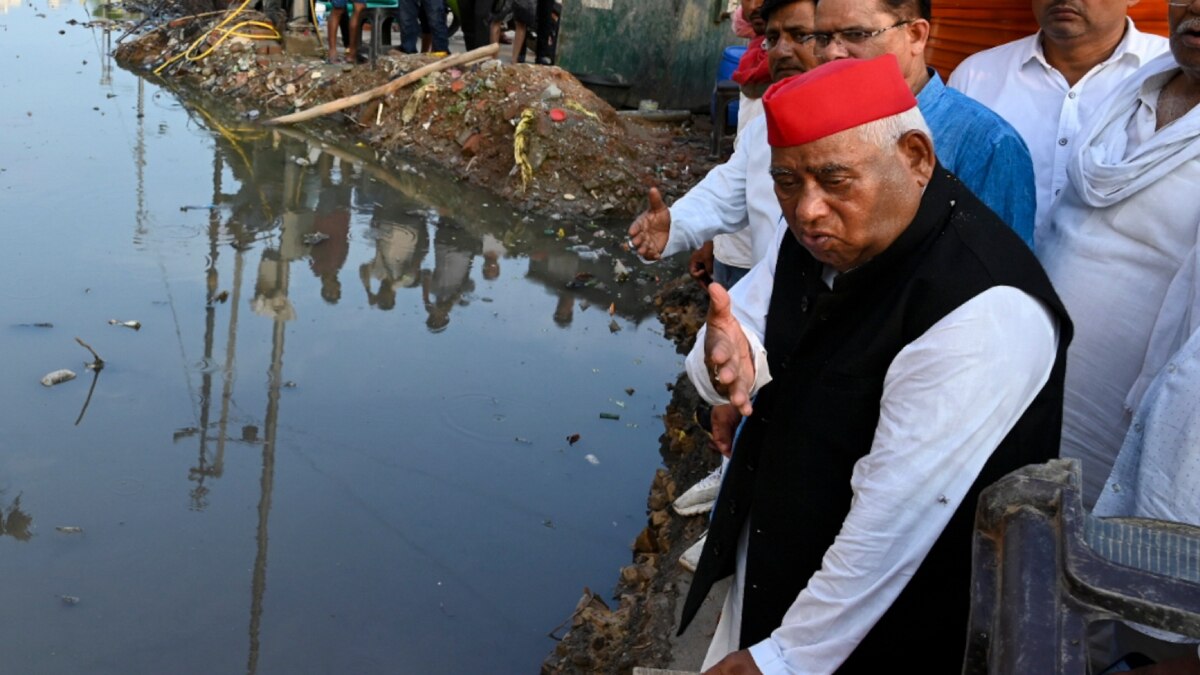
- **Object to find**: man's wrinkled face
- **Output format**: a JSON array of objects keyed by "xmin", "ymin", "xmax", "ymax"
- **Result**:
[
  {"xmin": 744, "ymin": 0, "xmax": 767, "ymax": 35},
  {"xmin": 812, "ymin": 0, "xmax": 924, "ymax": 82},
  {"xmin": 1032, "ymin": 0, "xmax": 1136, "ymax": 43},
  {"xmin": 1169, "ymin": 0, "xmax": 1200, "ymax": 80},
  {"xmin": 769, "ymin": 128, "xmax": 930, "ymax": 272},
  {"xmin": 765, "ymin": 1, "xmax": 818, "ymax": 82}
]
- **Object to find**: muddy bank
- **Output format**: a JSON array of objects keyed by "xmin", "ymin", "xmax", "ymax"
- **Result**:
[
  {"xmin": 542, "ymin": 277, "xmax": 720, "ymax": 674},
  {"xmin": 112, "ymin": 10, "xmax": 719, "ymax": 220}
]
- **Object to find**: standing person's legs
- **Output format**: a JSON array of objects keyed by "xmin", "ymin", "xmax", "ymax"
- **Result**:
[
  {"xmin": 457, "ymin": 0, "xmax": 476, "ymax": 47},
  {"xmin": 397, "ymin": 0, "xmax": 421, "ymax": 52},
  {"xmin": 422, "ymin": 0, "xmax": 448, "ymax": 52},
  {"xmin": 534, "ymin": 0, "xmax": 554, "ymax": 63},
  {"xmin": 511, "ymin": 20, "xmax": 526, "ymax": 62},
  {"xmin": 458, "ymin": 0, "xmax": 490, "ymax": 49},
  {"xmin": 347, "ymin": 1, "xmax": 367, "ymax": 60},
  {"xmin": 327, "ymin": 0, "xmax": 348, "ymax": 60}
]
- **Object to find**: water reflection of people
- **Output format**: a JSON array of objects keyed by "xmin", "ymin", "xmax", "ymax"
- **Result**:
[
  {"xmin": 527, "ymin": 247, "xmax": 580, "ymax": 328},
  {"xmin": 360, "ymin": 218, "xmax": 427, "ymax": 310},
  {"xmin": 421, "ymin": 224, "xmax": 478, "ymax": 332},
  {"xmin": 481, "ymin": 233, "xmax": 506, "ymax": 282},
  {"xmin": 0, "ymin": 494, "xmax": 32, "ymax": 542},
  {"xmin": 308, "ymin": 162, "xmax": 352, "ymax": 305}
]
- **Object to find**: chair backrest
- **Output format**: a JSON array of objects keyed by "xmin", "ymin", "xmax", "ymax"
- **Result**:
[{"xmin": 965, "ymin": 459, "xmax": 1200, "ymax": 674}]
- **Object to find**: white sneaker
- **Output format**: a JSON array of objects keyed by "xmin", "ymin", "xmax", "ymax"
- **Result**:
[
  {"xmin": 672, "ymin": 467, "xmax": 722, "ymax": 516},
  {"xmin": 679, "ymin": 533, "xmax": 706, "ymax": 573}
]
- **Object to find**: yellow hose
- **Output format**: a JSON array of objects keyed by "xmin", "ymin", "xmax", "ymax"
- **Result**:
[{"xmin": 154, "ymin": 0, "xmax": 281, "ymax": 75}]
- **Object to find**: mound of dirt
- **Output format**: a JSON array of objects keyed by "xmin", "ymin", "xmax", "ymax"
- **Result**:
[{"xmin": 114, "ymin": 15, "xmax": 719, "ymax": 219}]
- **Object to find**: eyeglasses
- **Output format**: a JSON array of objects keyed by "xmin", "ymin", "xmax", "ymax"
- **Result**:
[
  {"xmin": 762, "ymin": 30, "xmax": 815, "ymax": 50},
  {"xmin": 807, "ymin": 20, "xmax": 912, "ymax": 49}
]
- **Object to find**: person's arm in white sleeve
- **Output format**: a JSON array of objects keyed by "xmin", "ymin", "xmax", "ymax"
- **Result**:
[
  {"xmin": 743, "ymin": 286, "xmax": 1059, "ymax": 675},
  {"xmin": 664, "ymin": 118, "xmax": 766, "ymax": 258},
  {"xmin": 685, "ymin": 222, "xmax": 783, "ymax": 404}
]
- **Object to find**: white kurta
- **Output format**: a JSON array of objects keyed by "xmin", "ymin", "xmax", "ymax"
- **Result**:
[
  {"xmin": 709, "ymin": 94, "xmax": 769, "ymax": 272},
  {"xmin": 948, "ymin": 19, "xmax": 1167, "ymax": 236},
  {"xmin": 664, "ymin": 115, "xmax": 780, "ymax": 271},
  {"xmin": 1038, "ymin": 55, "xmax": 1200, "ymax": 507},
  {"xmin": 684, "ymin": 225, "xmax": 1060, "ymax": 674}
]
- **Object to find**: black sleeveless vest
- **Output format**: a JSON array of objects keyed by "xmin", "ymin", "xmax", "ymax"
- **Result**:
[{"xmin": 678, "ymin": 167, "xmax": 1072, "ymax": 673}]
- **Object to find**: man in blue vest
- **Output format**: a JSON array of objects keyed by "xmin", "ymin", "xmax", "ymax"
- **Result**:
[{"xmin": 681, "ymin": 55, "xmax": 1071, "ymax": 674}]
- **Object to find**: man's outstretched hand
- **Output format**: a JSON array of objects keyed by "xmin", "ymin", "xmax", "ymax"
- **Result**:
[
  {"xmin": 704, "ymin": 282, "xmax": 754, "ymax": 417},
  {"xmin": 627, "ymin": 187, "xmax": 671, "ymax": 261}
]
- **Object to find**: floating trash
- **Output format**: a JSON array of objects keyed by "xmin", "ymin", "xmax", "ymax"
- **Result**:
[
  {"xmin": 60, "ymin": 595, "xmax": 81, "ymax": 606},
  {"xmin": 609, "ymin": 320, "xmax": 621, "ymax": 333},
  {"xmin": 40, "ymin": 369, "xmax": 76, "ymax": 387},
  {"xmin": 599, "ymin": 412, "xmax": 620, "ymax": 421},
  {"xmin": 566, "ymin": 433, "xmax": 581, "ymax": 445},
  {"xmin": 56, "ymin": 526, "xmax": 83, "ymax": 534},
  {"xmin": 108, "ymin": 319, "xmax": 141, "ymax": 330},
  {"xmin": 613, "ymin": 260, "xmax": 630, "ymax": 281},
  {"xmin": 302, "ymin": 232, "xmax": 329, "ymax": 245},
  {"xmin": 584, "ymin": 454, "xmax": 600, "ymax": 465}
]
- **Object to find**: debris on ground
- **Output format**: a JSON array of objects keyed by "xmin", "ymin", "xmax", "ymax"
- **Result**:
[{"xmin": 111, "ymin": 10, "xmax": 718, "ymax": 220}]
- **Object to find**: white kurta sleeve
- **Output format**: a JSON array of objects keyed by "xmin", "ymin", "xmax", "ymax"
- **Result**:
[
  {"xmin": 745, "ymin": 285, "xmax": 1060, "ymax": 675},
  {"xmin": 663, "ymin": 118, "xmax": 768, "ymax": 258},
  {"xmin": 684, "ymin": 221, "xmax": 785, "ymax": 404}
]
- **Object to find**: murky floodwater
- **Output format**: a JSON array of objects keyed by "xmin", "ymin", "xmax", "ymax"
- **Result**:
[{"xmin": 0, "ymin": 4, "xmax": 686, "ymax": 672}]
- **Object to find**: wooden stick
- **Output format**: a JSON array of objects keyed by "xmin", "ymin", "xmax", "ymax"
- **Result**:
[
  {"xmin": 264, "ymin": 43, "xmax": 500, "ymax": 126},
  {"xmin": 75, "ymin": 336, "xmax": 105, "ymax": 370}
]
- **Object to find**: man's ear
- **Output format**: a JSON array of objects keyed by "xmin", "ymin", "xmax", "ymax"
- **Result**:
[
  {"xmin": 906, "ymin": 18, "xmax": 930, "ymax": 55},
  {"xmin": 897, "ymin": 130, "xmax": 935, "ymax": 186}
]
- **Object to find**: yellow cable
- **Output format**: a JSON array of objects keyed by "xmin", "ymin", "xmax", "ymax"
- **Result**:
[{"xmin": 154, "ymin": 0, "xmax": 281, "ymax": 76}]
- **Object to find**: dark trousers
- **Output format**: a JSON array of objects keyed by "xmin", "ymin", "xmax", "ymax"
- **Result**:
[
  {"xmin": 398, "ymin": 0, "xmax": 448, "ymax": 52},
  {"xmin": 534, "ymin": 0, "xmax": 554, "ymax": 63},
  {"xmin": 457, "ymin": 0, "xmax": 491, "ymax": 49}
]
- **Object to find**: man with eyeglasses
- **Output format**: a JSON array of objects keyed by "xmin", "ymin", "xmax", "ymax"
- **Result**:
[
  {"xmin": 948, "ymin": 0, "xmax": 1167, "ymax": 238},
  {"xmin": 810, "ymin": 0, "xmax": 1038, "ymax": 247}
]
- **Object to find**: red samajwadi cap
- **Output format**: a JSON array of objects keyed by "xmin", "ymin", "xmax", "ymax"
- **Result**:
[{"xmin": 763, "ymin": 54, "xmax": 917, "ymax": 148}]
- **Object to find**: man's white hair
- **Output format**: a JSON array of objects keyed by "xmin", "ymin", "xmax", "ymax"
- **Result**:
[{"xmin": 855, "ymin": 107, "xmax": 932, "ymax": 150}]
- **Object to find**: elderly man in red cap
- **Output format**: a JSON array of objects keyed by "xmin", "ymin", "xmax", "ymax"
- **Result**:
[{"xmin": 679, "ymin": 55, "xmax": 1072, "ymax": 674}]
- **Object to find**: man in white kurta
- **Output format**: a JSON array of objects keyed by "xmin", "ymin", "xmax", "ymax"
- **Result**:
[
  {"xmin": 949, "ymin": 6, "xmax": 1167, "ymax": 235},
  {"xmin": 682, "ymin": 55, "xmax": 1065, "ymax": 675},
  {"xmin": 1037, "ymin": 6, "xmax": 1200, "ymax": 508}
]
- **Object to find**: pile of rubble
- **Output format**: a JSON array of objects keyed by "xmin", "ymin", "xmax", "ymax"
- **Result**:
[{"xmin": 114, "ymin": 14, "xmax": 719, "ymax": 218}]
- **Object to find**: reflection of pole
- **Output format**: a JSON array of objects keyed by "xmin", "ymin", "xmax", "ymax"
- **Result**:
[
  {"xmin": 189, "ymin": 151, "xmax": 225, "ymax": 509},
  {"xmin": 134, "ymin": 77, "xmax": 146, "ymax": 237},
  {"xmin": 100, "ymin": 23, "xmax": 112, "ymax": 86},
  {"xmin": 214, "ymin": 246, "xmax": 246, "ymax": 479},
  {"xmin": 246, "ymin": 311, "xmax": 286, "ymax": 675}
]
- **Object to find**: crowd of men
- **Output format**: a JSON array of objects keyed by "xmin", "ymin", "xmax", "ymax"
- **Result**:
[{"xmin": 627, "ymin": 0, "xmax": 1200, "ymax": 673}]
